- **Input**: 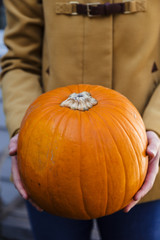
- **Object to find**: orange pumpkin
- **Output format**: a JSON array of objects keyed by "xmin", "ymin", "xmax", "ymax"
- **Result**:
[{"xmin": 17, "ymin": 84, "xmax": 148, "ymax": 219}]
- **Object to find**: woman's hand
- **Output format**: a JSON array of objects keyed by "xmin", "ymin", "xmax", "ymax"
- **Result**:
[
  {"xmin": 123, "ymin": 131, "xmax": 160, "ymax": 213},
  {"xmin": 9, "ymin": 133, "xmax": 43, "ymax": 211}
]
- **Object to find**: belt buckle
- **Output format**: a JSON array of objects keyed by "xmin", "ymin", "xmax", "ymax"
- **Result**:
[
  {"xmin": 70, "ymin": 1, "xmax": 79, "ymax": 15},
  {"xmin": 86, "ymin": 2, "xmax": 100, "ymax": 17}
]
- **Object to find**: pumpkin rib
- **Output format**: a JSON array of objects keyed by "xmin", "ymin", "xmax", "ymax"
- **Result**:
[
  {"xmin": 95, "ymin": 102, "xmax": 146, "ymax": 165},
  {"xmin": 117, "ymin": 113, "xmax": 146, "ymax": 180},
  {"xmin": 57, "ymin": 108, "xmax": 90, "ymax": 218},
  {"xmin": 100, "ymin": 102, "xmax": 146, "ymax": 144},
  {"xmin": 78, "ymin": 84, "xmax": 94, "ymax": 219},
  {"xmin": 105, "ymin": 122, "xmax": 127, "ymax": 213},
  {"xmin": 102, "ymin": 119, "xmax": 130, "ymax": 213},
  {"xmin": 107, "ymin": 107, "xmax": 147, "ymax": 208},
  {"xmin": 79, "ymin": 111, "xmax": 93, "ymax": 219},
  {"xmin": 46, "ymin": 109, "xmax": 73, "ymax": 215},
  {"xmin": 91, "ymin": 109, "xmax": 127, "ymax": 214},
  {"xmin": 86, "ymin": 110, "xmax": 109, "ymax": 217},
  {"xmin": 78, "ymin": 84, "xmax": 91, "ymax": 93},
  {"xmin": 45, "ymin": 108, "xmax": 71, "ymax": 212},
  {"xmin": 44, "ymin": 87, "xmax": 72, "ymax": 102},
  {"xmin": 47, "ymin": 108, "xmax": 91, "ymax": 219},
  {"xmin": 27, "ymin": 88, "xmax": 71, "ymax": 110},
  {"xmin": 19, "ymin": 106, "xmax": 71, "ymax": 211},
  {"xmin": 66, "ymin": 110, "xmax": 91, "ymax": 219},
  {"xmin": 66, "ymin": 84, "xmax": 80, "ymax": 95},
  {"xmin": 18, "ymin": 108, "xmax": 55, "ymax": 186},
  {"xmin": 21, "ymin": 104, "xmax": 62, "ymax": 132},
  {"xmin": 108, "ymin": 111, "xmax": 141, "ymax": 176},
  {"xmin": 20, "ymin": 106, "xmax": 64, "ymax": 158},
  {"xmin": 46, "ymin": 109, "xmax": 72, "ymax": 214},
  {"xmin": 107, "ymin": 107, "xmax": 148, "ymax": 187},
  {"xmin": 106, "ymin": 111, "xmax": 142, "ymax": 209},
  {"xmin": 90, "ymin": 87, "xmax": 128, "ymax": 105},
  {"xmin": 32, "ymin": 115, "xmax": 56, "ymax": 210}
]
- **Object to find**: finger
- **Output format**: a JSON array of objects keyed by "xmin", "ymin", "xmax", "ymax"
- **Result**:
[
  {"xmin": 11, "ymin": 156, "xmax": 28, "ymax": 199},
  {"xmin": 9, "ymin": 149, "xmax": 17, "ymax": 156},
  {"xmin": 9, "ymin": 141, "xmax": 17, "ymax": 156},
  {"xmin": 133, "ymin": 154, "xmax": 159, "ymax": 201},
  {"xmin": 147, "ymin": 145, "xmax": 157, "ymax": 159},
  {"xmin": 146, "ymin": 132, "xmax": 160, "ymax": 158},
  {"xmin": 29, "ymin": 199, "xmax": 44, "ymax": 212},
  {"xmin": 9, "ymin": 134, "xmax": 19, "ymax": 156},
  {"xmin": 123, "ymin": 199, "xmax": 139, "ymax": 213}
]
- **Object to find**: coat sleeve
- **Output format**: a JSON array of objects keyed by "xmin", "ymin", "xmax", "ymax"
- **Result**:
[
  {"xmin": 0, "ymin": 0, "xmax": 44, "ymax": 136},
  {"xmin": 143, "ymin": 30, "xmax": 160, "ymax": 138},
  {"xmin": 143, "ymin": 84, "xmax": 160, "ymax": 137}
]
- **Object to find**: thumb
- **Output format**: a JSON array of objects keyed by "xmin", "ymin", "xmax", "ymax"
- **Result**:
[
  {"xmin": 9, "ymin": 134, "xmax": 19, "ymax": 156},
  {"xmin": 146, "ymin": 145, "xmax": 157, "ymax": 159},
  {"xmin": 146, "ymin": 131, "xmax": 159, "ymax": 159}
]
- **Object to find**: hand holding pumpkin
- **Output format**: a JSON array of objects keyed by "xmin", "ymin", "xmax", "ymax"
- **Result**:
[
  {"xmin": 9, "ymin": 133, "xmax": 43, "ymax": 212},
  {"xmin": 123, "ymin": 131, "xmax": 160, "ymax": 213}
]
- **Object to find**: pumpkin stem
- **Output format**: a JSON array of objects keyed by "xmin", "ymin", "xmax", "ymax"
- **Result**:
[{"xmin": 60, "ymin": 91, "xmax": 97, "ymax": 111}]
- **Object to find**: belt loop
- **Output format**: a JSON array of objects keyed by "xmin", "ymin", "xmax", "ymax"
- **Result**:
[
  {"xmin": 125, "ymin": 0, "xmax": 136, "ymax": 13},
  {"xmin": 123, "ymin": 0, "xmax": 147, "ymax": 14},
  {"xmin": 56, "ymin": 2, "xmax": 77, "ymax": 15}
]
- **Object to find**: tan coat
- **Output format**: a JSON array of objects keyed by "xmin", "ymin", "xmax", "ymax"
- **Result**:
[{"xmin": 0, "ymin": 0, "xmax": 160, "ymax": 203}]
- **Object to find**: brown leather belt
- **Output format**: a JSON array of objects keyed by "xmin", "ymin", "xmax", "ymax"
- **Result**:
[
  {"xmin": 74, "ymin": 2, "xmax": 124, "ymax": 16},
  {"xmin": 56, "ymin": 0, "xmax": 147, "ymax": 17}
]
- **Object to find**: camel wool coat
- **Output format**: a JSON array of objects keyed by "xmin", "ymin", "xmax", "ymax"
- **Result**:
[{"xmin": 0, "ymin": 0, "xmax": 160, "ymax": 204}]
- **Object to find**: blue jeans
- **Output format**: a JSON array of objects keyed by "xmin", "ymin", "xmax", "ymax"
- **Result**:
[{"xmin": 26, "ymin": 200, "xmax": 160, "ymax": 240}]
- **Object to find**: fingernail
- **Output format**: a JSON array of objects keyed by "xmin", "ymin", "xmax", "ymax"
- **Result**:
[
  {"xmin": 150, "ymin": 150, "xmax": 156, "ymax": 156},
  {"xmin": 9, "ymin": 149, "xmax": 17, "ymax": 156},
  {"xmin": 38, "ymin": 208, "xmax": 44, "ymax": 212},
  {"xmin": 133, "ymin": 195, "xmax": 138, "ymax": 201},
  {"xmin": 123, "ymin": 207, "xmax": 130, "ymax": 213},
  {"xmin": 21, "ymin": 192, "xmax": 27, "ymax": 199},
  {"xmin": 147, "ymin": 148, "xmax": 156, "ymax": 157}
]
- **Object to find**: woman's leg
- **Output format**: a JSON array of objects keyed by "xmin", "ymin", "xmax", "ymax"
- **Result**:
[
  {"xmin": 97, "ymin": 200, "xmax": 160, "ymax": 240},
  {"xmin": 26, "ymin": 201, "xmax": 93, "ymax": 240}
]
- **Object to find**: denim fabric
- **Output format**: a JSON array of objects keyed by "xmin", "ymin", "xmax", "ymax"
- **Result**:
[
  {"xmin": 26, "ymin": 200, "xmax": 160, "ymax": 240},
  {"xmin": 26, "ymin": 201, "xmax": 93, "ymax": 240},
  {"xmin": 97, "ymin": 200, "xmax": 160, "ymax": 240}
]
